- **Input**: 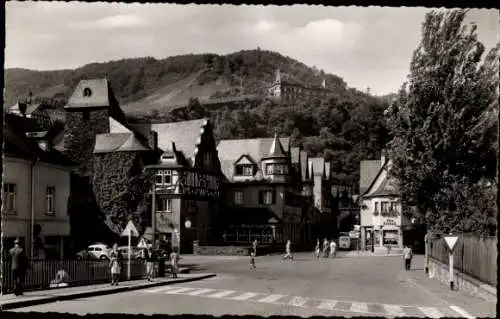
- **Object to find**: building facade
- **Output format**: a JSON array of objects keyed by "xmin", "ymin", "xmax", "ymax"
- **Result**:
[
  {"xmin": 268, "ymin": 69, "xmax": 332, "ymax": 103},
  {"xmin": 144, "ymin": 119, "xmax": 223, "ymax": 252},
  {"xmin": 3, "ymin": 113, "xmax": 74, "ymax": 259},
  {"xmin": 359, "ymin": 156, "xmax": 411, "ymax": 253},
  {"xmin": 217, "ymin": 135, "xmax": 332, "ymax": 246}
]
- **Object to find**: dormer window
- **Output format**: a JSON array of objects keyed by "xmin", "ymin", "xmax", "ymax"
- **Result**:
[
  {"xmin": 83, "ymin": 87, "xmax": 92, "ymax": 97},
  {"xmin": 235, "ymin": 164, "xmax": 254, "ymax": 176},
  {"xmin": 155, "ymin": 170, "xmax": 172, "ymax": 186}
]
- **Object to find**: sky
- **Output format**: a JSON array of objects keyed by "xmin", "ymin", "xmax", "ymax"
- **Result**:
[{"xmin": 5, "ymin": 2, "xmax": 499, "ymax": 95}]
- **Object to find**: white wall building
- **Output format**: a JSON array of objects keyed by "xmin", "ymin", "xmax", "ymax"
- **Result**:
[{"xmin": 359, "ymin": 157, "xmax": 411, "ymax": 253}]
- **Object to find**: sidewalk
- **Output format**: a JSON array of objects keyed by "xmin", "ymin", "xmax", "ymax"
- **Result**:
[
  {"xmin": 340, "ymin": 250, "xmax": 403, "ymax": 257},
  {"xmin": 403, "ymin": 256, "xmax": 496, "ymax": 318},
  {"xmin": 0, "ymin": 272, "xmax": 216, "ymax": 311}
]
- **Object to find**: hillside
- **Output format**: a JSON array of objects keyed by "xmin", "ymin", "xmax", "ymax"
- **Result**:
[
  {"xmin": 4, "ymin": 49, "xmax": 348, "ymax": 113},
  {"xmin": 5, "ymin": 49, "xmax": 391, "ymax": 187}
]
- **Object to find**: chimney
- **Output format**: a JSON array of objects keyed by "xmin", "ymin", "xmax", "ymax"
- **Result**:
[
  {"xmin": 27, "ymin": 91, "xmax": 33, "ymax": 104},
  {"xmin": 18, "ymin": 102, "xmax": 28, "ymax": 117},
  {"xmin": 148, "ymin": 130, "xmax": 158, "ymax": 151}
]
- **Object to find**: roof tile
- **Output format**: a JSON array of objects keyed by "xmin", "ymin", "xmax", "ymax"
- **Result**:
[{"xmin": 360, "ymin": 160, "xmax": 382, "ymax": 195}]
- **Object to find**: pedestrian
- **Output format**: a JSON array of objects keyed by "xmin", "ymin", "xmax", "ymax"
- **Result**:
[
  {"xmin": 322, "ymin": 238, "xmax": 329, "ymax": 258},
  {"xmin": 330, "ymin": 240, "xmax": 337, "ymax": 258},
  {"xmin": 315, "ymin": 239, "xmax": 321, "ymax": 258},
  {"xmin": 170, "ymin": 248, "xmax": 179, "ymax": 278},
  {"xmin": 109, "ymin": 243, "xmax": 121, "ymax": 286},
  {"xmin": 9, "ymin": 238, "xmax": 29, "ymax": 296},
  {"xmin": 403, "ymin": 245, "xmax": 413, "ymax": 271},
  {"xmin": 143, "ymin": 247, "xmax": 154, "ymax": 281},
  {"xmin": 283, "ymin": 240, "xmax": 293, "ymax": 261},
  {"xmin": 250, "ymin": 240, "xmax": 257, "ymax": 269}
]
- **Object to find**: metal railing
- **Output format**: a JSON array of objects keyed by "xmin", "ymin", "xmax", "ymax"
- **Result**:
[
  {"xmin": 429, "ymin": 234, "xmax": 497, "ymax": 287},
  {"xmin": 1, "ymin": 259, "xmax": 159, "ymax": 294}
]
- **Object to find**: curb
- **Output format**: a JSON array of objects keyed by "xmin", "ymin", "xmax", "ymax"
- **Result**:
[{"xmin": 0, "ymin": 273, "xmax": 216, "ymax": 311}]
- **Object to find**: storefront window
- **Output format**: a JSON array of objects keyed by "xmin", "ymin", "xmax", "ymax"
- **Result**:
[{"xmin": 383, "ymin": 230, "xmax": 398, "ymax": 245}]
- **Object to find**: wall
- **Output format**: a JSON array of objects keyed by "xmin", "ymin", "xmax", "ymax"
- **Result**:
[
  {"xmin": 227, "ymin": 184, "xmax": 285, "ymax": 219},
  {"xmin": 33, "ymin": 162, "xmax": 71, "ymax": 236},
  {"xmin": 3, "ymin": 157, "xmax": 70, "ymax": 238},
  {"xmin": 428, "ymin": 257, "xmax": 496, "ymax": 302}
]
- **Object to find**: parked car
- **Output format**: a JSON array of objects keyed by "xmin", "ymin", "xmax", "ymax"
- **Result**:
[
  {"xmin": 76, "ymin": 244, "xmax": 111, "ymax": 260},
  {"xmin": 117, "ymin": 246, "xmax": 148, "ymax": 260}
]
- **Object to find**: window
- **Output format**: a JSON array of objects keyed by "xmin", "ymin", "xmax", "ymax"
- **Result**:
[
  {"xmin": 234, "ymin": 191, "xmax": 244, "ymax": 205},
  {"xmin": 259, "ymin": 190, "xmax": 275, "ymax": 205},
  {"xmin": 235, "ymin": 164, "xmax": 254, "ymax": 176},
  {"xmin": 83, "ymin": 87, "xmax": 92, "ymax": 97},
  {"xmin": 82, "ymin": 111, "xmax": 89, "ymax": 121},
  {"xmin": 381, "ymin": 202, "xmax": 389, "ymax": 213},
  {"xmin": 374, "ymin": 202, "xmax": 379, "ymax": 213},
  {"xmin": 155, "ymin": 170, "xmax": 172, "ymax": 186},
  {"xmin": 3, "ymin": 183, "xmax": 16, "ymax": 213},
  {"xmin": 390, "ymin": 202, "xmax": 397, "ymax": 212},
  {"xmin": 157, "ymin": 198, "xmax": 172, "ymax": 212},
  {"xmin": 266, "ymin": 164, "xmax": 288, "ymax": 175},
  {"xmin": 46, "ymin": 186, "xmax": 56, "ymax": 215}
]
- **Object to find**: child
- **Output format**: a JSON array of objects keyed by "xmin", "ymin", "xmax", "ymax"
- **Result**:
[
  {"xmin": 330, "ymin": 240, "xmax": 337, "ymax": 258},
  {"xmin": 403, "ymin": 245, "xmax": 413, "ymax": 271},
  {"xmin": 315, "ymin": 239, "xmax": 321, "ymax": 259},
  {"xmin": 250, "ymin": 240, "xmax": 257, "ymax": 269}
]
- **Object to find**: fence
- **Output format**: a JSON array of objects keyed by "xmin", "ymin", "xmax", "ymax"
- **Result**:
[
  {"xmin": 1, "ymin": 259, "xmax": 156, "ymax": 294},
  {"xmin": 428, "ymin": 234, "xmax": 497, "ymax": 287}
]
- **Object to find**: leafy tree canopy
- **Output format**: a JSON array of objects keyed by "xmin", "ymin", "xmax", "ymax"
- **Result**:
[{"xmin": 386, "ymin": 9, "xmax": 499, "ymax": 236}]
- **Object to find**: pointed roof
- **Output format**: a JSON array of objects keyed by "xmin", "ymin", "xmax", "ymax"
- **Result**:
[
  {"xmin": 65, "ymin": 79, "xmax": 111, "ymax": 109},
  {"xmin": 362, "ymin": 159, "xmax": 399, "ymax": 198},
  {"xmin": 275, "ymin": 68, "xmax": 281, "ymax": 83},
  {"xmin": 309, "ymin": 157, "xmax": 326, "ymax": 177},
  {"xmin": 359, "ymin": 160, "xmax": 382, "ymax": 195},
  {"xmin": 300, "ymin": 150, "xmax": 309, "ymax": 181},
  {"xmin": 94, "ymin": 132, "xmax": 151, "ymax": 154},
  {"xmin": 263, "ymin": 132, "xmax": 287, "ymax": 159}
]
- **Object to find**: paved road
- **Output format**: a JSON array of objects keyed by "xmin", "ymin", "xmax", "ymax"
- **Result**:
[{"xmin": 11, "ymin": 253, "xmax": 496, "ymax": 317}]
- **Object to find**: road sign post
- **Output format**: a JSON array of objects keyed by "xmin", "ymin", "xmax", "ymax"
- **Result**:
[
  {"xmin": 121, "ymin": 220, "xmax": 139, "ymax": 281},
  {"xmin": 444, "ymin": 234, "xmax": 459, "ymax": 291}
]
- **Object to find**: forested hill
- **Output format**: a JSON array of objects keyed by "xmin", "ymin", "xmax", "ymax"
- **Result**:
[
  {"xmin": 4, "ymin": 49, "xmax": 348, "ymax": 111},
  {"xmin": 4, "ymin": 49, "xmax": 392, "ymax": 188}
]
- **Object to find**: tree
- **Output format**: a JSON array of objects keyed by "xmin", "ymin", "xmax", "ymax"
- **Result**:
[{"xmin": 386, "ymin": 9, "xmax": 499, "ymax": 236}]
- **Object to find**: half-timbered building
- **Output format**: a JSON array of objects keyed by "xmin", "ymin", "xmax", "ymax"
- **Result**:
[{"xmin": 144, "ymin": 119, "xmax": 222, "ymax": 252}]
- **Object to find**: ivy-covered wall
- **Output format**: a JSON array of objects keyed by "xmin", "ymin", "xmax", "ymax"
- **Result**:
[
  {"xmin": 64, "ymin": 109, "xmax": 110, "ymax": 177},
  {"xmin": 93, "ymin": 151, "xmax": 155, "ymax": 234}
]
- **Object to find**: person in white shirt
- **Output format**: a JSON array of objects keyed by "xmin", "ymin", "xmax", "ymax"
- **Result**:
[
  {"xmin": 283, "ymin": 240, "xmax": 293, "ymax": 261},
  {"xmin": 403, "ymin": 245, "xmax": 413, "ymax": 271},
  {"xmin": 329, "ymin": 240, "xmax": 337, "ymax": 258}
]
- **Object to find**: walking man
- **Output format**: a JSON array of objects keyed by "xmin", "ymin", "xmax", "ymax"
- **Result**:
[
  {"xmin": 144, "ymin": 247, "xmax": 154, "ymax": 281},
  {"xmin": 250, "ymin": 240, "xmax": 257, "ymax": 269},
  {"xmin": 283, "ymin": 240, "xmax": 293, "ymax": 261},
  {"xmin": 403, "ymin": 245, "xmax": 413, "ymax": 271},
  {"xmin": 9, "ymin": 238, "xmax": 29, "ymax": 296},
  {"xmin": 330, "ymin": 239, "xmax": 337, "ymax": 258}
]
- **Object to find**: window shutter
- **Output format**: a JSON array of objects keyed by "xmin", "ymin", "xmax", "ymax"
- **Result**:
[
  {"xmin": 258, "ymin": 191, "xmax": 263, "ymax": 205},
  {"xmin": 272, "ymin": 189, "xmax": 276, "ymax": 204}
]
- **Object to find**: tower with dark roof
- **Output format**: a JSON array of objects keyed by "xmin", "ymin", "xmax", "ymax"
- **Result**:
[
  {"xmin": 63, "ymin": 78, "xmax": 125, "ymax": 177},
  {"xmin": 261, "ymin": 132, "xmax": 290, "ymax": 184}
]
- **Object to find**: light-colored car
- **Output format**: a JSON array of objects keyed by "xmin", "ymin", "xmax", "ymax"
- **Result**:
[
  {"xmin": 117, "ymin": 246, "xmax": 147, "ymax": 260},
  {"xmin": 76, "ymin": 243, "xmax": 111, "ymax": 260}
]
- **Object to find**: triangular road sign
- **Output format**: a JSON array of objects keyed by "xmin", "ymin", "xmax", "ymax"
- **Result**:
[
  {"xmin": 444, "ymin": 236, "xmax": 458, "ymax": 252},
  {"xmin": 137, "ymin": 237, "xmax": 148, "ymax": 248},
  {"xmin": 121, "ymin": 220, "xmax": 139, "ymax": 237}
]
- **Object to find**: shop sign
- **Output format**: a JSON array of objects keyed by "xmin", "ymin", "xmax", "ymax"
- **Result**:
[{"xmin": 383, "ymin": 219, "xmax": 397, "ymax": 226}]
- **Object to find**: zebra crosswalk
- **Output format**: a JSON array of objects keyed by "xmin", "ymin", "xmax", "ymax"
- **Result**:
[{"xmin": 142, "ymin": 285, "xmax": 469, "ymax": 318}]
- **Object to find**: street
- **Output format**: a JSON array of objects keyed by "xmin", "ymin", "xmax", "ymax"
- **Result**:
[{"xmin": 11, "ymin": 253, "xmax": 496, "ymax": 317}]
